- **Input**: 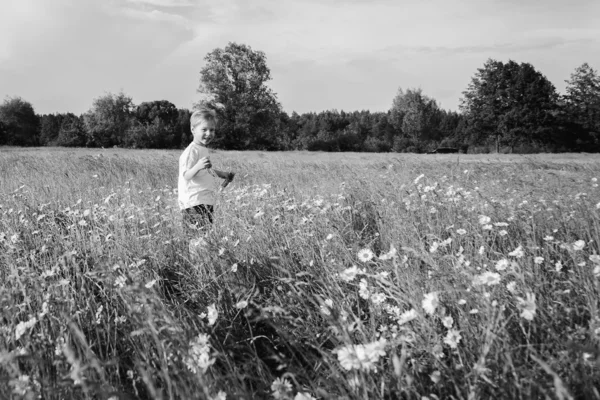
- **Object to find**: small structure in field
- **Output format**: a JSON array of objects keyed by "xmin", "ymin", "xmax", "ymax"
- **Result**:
[{"xmin": 428, "ymin": 147, "xmax": 459, "ymax": 154}]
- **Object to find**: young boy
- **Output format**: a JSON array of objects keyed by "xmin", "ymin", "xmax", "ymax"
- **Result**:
[{"xmin": 178, "ymin": 106, "xmax": 234, "ymax": 240}]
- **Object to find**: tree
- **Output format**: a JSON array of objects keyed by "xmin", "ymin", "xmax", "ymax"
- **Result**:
[
  {"xmin": 126, "ymin": 100, "xmax": 179, "ymax": 148},
  {"xmin": 39, "ymin": 114, "xmax": 65, "ymax": 146},
  {"xmin": 390, "ymin": 88, "xmax": 441, "ymax": 142},
  {"xmin": 55, "ymin": 113, "xmax": 86, "ymax": 147},
  {"xmin": 0, "ymin": 97, "xmax": 39, "ymax": 146},
  {"xmin": 460, "ymin": 59, "xmax": 558, "ymax": 152},
  {"xmin": 83, "ymin": 92, "xmax": 134, "ymax": 147},
  {"xmin": 197, "ymin": 42, "xmax": 282, "ymax": 150},
  {"xmin": 176, "ymin": 108, "xmax": 192, "ymax": 148},
  {"xmin": 564, "ymin": 63, "xmax": 600, "ymax": 144}
]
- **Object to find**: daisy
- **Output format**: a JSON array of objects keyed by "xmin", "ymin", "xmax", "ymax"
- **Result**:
[
  {"xmin": 207, "ymin": 304, "xmax": 218, "ymax": 326},
  {"xmin": 358, "ymin": 248, "xmax": 374, "ymax": 262},
  {"xmin": 517, "ymin": 293, "xmax": 536, "ymax": 321},
  {"xmin": 271, "ymin": 378, "xmax": 293, "ymax": 400},
  {"xmin": 397, "ymin": 309, "xmax": 418, "ymax": 325},
  {"xmin": 495, "ymin": 258, "xmax": 510, "ymax": 271},
  {"xmin": 294, "ymin": 393, "xmax": 316, "ymax": 400},
  {"xmin": 444, "ymin": 329, "xmax": 462, "ymax": 349},
  {"xmin": 340, "ymin": 265, "xmax": 359, "ymax": 282},
  {"xmin": 442, "ymin": 315, "xmax": 454, "ymax": 329},
  {"xmin": 422, "ymin": 292, "xmax": 439, "ymax": 315},
  {"xmin": 474, "ymin": 271, "xmax": 501, "ymax": 286},
  {"xmin": 508, "ymin": 246, "xmax": 524, "ymax": 258},
  {"xmin": 573, "ymin": 240, "xmax": 585, "ymax": 251}
]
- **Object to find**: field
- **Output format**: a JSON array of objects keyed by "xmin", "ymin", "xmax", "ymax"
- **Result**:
[{"xmin": 1, "ymin": 147, "xmax": 600, "ymax": 400}]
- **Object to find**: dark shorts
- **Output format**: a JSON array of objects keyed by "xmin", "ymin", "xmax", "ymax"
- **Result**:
[{"xmin": 182, "ymin": 204, "xmax": 214, "ymax": 237}]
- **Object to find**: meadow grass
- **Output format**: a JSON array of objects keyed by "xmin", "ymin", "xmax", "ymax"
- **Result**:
[{"xmin": 1, "ymin": 147, "xmax": 600, "ymax": 399}]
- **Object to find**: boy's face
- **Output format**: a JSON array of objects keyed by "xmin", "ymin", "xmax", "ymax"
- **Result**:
[{"xmin": 192, "ymin": 119, "xmax": 216, "ymax": 146}]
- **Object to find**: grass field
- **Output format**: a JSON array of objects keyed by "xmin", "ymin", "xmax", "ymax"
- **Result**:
[{"xmin": 1, "ymin": 147, "xmax": 600, "ymax": 399}]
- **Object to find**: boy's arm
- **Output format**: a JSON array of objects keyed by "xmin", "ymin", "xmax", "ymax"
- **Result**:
[
  {"xmin": 182, "ymin": 156, "xmax": 211, "ymax": 181},
  {"xmin": 212, "ymin": 169, "xmax": 234, "ymax": 180}
]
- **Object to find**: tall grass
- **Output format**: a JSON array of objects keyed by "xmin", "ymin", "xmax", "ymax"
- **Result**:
[{"xmin": 1, "ymin": 147, "xmax": 600, "ymax": 399}]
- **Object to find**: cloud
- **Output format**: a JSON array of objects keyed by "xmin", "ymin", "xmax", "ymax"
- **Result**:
[
  {"xmin": 118, "ymin": 7, "xmax": 192, "ymax": 28},
  {"xmin": 125, "ymin": 0, "xmax": 197, "ymax": 7}
]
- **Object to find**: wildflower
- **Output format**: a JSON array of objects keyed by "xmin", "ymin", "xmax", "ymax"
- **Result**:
[
  {"xmin": 458, "ymin": 299, "xmax": 467, "ymax": 305},
  {"xmin": 15, "ymin": 317, "xmax": 37, "ymax": 340},
  {"xmin": 469, "ymin": 309, "xmax": 479, "ymax": 314},
  {"xmin": 211, "ymin": 391, "xmax": 227, "ymax": 400},
  {"xmin": 207, "ymin": 304, "xmax": 218, "ymax": 326},
  {"xmin": 543, "ymin": 235, "xmax": 554, "ymax": 241},
  {"xmin": 378, "ymin": 244, "xmax": 397, "ymax": 260},
  {"xmin": 371, "ymin": 293, "xmax": 386, "ymax": 306},
  {"xmin": 430, "ymin": 370, "xmax": 441, "ymax": 384},
  {"xmin": 83, "ymin": 209, "xmax": 91, "ymax": 217},
  {"xmin": 326, "ymin": 233, "xmax": 334, "ymax": 240},
  {"xmin": 145, "ymin": 279, "xmax": 157, "ymax": 288},
  {"xmin": 555, "ymin": 261, "xmax": 563, "ymax": 272},
  {"xmin": 95, "ymin": 305, "xmax": 103, "ymax": 324},
  {"xmin": 444, "ymin": 329, "xmax": 462, "ymax": 349},
  {"xmin": 495, "ymin": 259, "xmax": 510, "ymax": 271},
  {"xmin": 114, "ymin": 275, "xmax": 127, "ymax": 288},
  {"xmin": 336, "ymin": 339, "xmax": 387, "ymax": 371},
  {"xmin": 474, "ymin": 271, "xmax": 501, "ymax": 286},
  {"xmin": 573, "ymin": 240, "xmax": 585, "ymax": 251},
  {"xmin": 231, "ymin": 263, "xmax": 238, "ymax": 272},
  {"xmin": 235, "ymin": 300, "xmax": 248, "ymax": 309},
  {"xmin": 320, "ymin": 299, "xmax": 333, "ymax": 316},
  {"xmin": 478, "ymin": 215, "xmax": 491, "ymax": 225},
  {"xmin": 456, "ymin": 229, "xmax": 467, "ymax": 235},
  {"xmin": 429, "ymin": 241, "xmax": 439, "ymax": 253},
  {"xmin": 295, "ymin": 392, "xmax": 316, "ymax": 400},
  {"xmin": 218, "ymin": 248, "xmax": 225, "ymax": 256},
  {"xmin": 506, "ymin": 281, "xmax": 517, "ymax": 293},
  {"xmin": 9, "ymin": 375, "xmax": 31, "ymax": 396},
  {"xmin": 508, "ymin": 246, "xmax": 524, "ymax": 258},
  {"xmin": 422, "ymin": 292, "xmax": 439, "ymax": 315},
  {"xmin": 498, "ymin": 230, "xmax": 508, "ymax": 236},
  {"xmin": 478, "ymin": 246, "xmax": 485, "ymax": 255},
  {"xmin": 397, "ymin": 309, "xmax": 418, "ymax": 325},
  {"xmin": 442, "ymin": 315, "xmax": 454, "ymax": 329},
  {"xmin": 340, "ymin": 265, "xmax": 359, "ymax": 282},
  {"xmin": 534, "ymin": 257, "xmax": 544, "ymax": 265},
  {"xmin": 358, "ymin": 248, "xmax": 374, "ymax": 262},
  {"xmin": 184, "ymin": 333, "xmax": 215, "ymax": 374},
  {"xmin": 359, "ymin": 279, "xmax": 370, "ymax": 300},
  {"xmin": 271, "ymin": 377, "xmax": 293, "ymax": 399},
  {"xmin": 517, "ymin": 293, "xmax": 536, "ymax": 321}
]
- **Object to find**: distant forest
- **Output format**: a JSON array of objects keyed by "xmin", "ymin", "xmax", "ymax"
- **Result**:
[{"xmin": 1, "ymin": 43, "xmax": 599, "ymax": 153}]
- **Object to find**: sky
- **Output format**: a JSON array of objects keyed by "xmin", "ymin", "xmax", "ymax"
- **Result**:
[{"xmin": 1, "ymin": 0, "xmax": 599, "ymax": 116}]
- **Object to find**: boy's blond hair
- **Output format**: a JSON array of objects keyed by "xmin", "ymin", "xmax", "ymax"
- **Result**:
[{"xmin": 190, "ymin": 106, "xmax": 217, "ymax": 129}]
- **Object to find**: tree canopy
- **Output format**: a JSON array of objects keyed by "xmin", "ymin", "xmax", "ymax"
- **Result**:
[
  {"xmin": 197, "ymin": 42, "xmax": 282, "ymax": 150},
  {"xmin": 460, "ymin": 59, "xmax": 558, "ymax": 151},
  {"xmin": 83, "ymin": 92, "xmax": 134, "ymax": 147},
  {"xmin": 0, "ymin": 97, "xmax": 39, "ymax": 146}
]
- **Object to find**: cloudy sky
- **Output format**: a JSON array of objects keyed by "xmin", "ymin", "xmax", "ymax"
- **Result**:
[{"xmin": 1, "ymin": 0, "xmax": 599, "ymax": 115}]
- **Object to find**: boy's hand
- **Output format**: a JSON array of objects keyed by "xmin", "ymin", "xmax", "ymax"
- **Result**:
[
  {"xmin": 221, "ymin": 172, "xmax": 235, "ymax": 188},
  {"xmin": 197, "ymin": 157, "xmax": 211, "ymax": 170}
]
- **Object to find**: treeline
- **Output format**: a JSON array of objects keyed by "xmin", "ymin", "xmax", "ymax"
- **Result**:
[{"xmin": 1, "ymin": 43, "xmax": 599, "ymax": 153}]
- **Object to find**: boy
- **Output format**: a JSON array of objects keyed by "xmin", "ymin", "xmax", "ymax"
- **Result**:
[{"xmin": 178, "ymin": 106, "xmax": 234, "ymax": 240}]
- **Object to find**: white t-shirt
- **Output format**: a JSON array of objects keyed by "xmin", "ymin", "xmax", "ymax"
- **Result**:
[{"xmin": 178, "ymin": 143, "xmax": 216, "ymax": 210}]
